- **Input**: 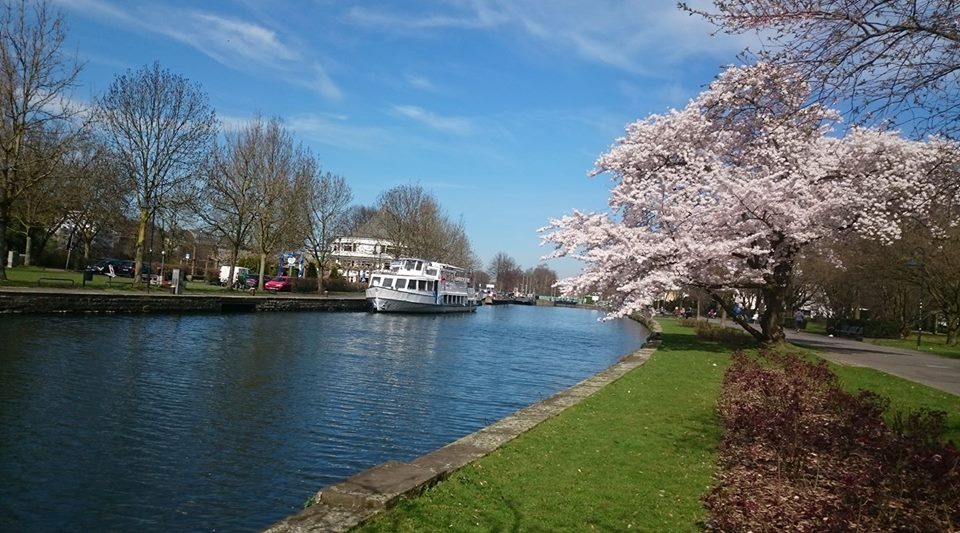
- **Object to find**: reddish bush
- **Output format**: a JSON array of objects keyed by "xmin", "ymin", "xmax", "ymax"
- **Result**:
[{"xmin": 704, "ymin": 351, "xmax": 959, "ymax": 532}]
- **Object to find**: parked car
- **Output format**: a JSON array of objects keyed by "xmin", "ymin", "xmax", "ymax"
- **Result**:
[
  {"xmin": 117, "ymin": 260, "xmax": 151, "ymax": 278},
  {"xmin": 245, "ymin": 273, "xmax": 272, "ymax": 288},
  {"xmin": 264, "ymin": 276, "xmax": 292, "ymax": 292},
  {"xmin": 83, "ymin": 258, "xmax": 122, "ymax": 275}
]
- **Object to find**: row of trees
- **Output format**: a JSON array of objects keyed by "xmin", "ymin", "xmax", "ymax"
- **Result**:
[
  {"xmin": 0, "ymin": 1, "xmax": 481, "ymax": 291},
  {"xmin": 487, "ymin": 251, "xmax": 558, "ymax": 296},
  {"xmin": 544, "ymin": 0, "xmax": 960, "ymax": 344}
]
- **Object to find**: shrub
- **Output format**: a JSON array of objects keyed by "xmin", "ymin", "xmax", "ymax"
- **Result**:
[
  {"xmin": 694, "ymin": 321, "xmax": 753, "ymax": 344},
  {"xmin": 290, "ymin": 277, "xmax": 318, "ymax": 293},
  {"xmin": 705, "ymin": 351, "xmax": 960, "ymax": 532},
  {"xmin": 323, "ymin": 276, "xmax": 361, "ymax": 293}
]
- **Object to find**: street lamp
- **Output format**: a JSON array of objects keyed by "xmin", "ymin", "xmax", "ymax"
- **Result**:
[{"xmin": 912, "ymin": 247, "xmax": 926, "ymax": 350}]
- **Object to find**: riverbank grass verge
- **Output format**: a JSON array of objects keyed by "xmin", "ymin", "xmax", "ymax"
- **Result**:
[{"xmin": 356, "ymin": 318, "xmax": 960, "ymax": 532}]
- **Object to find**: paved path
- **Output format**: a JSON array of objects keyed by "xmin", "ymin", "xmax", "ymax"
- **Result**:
[{"xmin": 784, "ymin": 330, "xmax": 960, "ymax": 396}]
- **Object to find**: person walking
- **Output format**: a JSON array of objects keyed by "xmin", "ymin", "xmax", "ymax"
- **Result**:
[{"xmin": 793, "ymin": 309, "xmax": 805, "ymax": 333}]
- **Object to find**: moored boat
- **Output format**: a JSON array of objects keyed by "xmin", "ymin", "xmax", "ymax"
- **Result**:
[{"xmin": 366, "ymin": 258, "xmax": 478, "ymax": 313}]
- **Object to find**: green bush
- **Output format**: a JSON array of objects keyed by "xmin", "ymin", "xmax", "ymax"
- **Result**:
[
  {"xmin": 694, "ymin": 321, "xmax": 753, "ymax": 344},
  {"xmin": 324, "ymin": 276, "xmax": 361, "ymax": 293}
]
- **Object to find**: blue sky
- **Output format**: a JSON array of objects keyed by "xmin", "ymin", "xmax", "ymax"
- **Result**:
[{"xmin": 53, "ymin": 0, "xmax": 756, "ymax": 277}]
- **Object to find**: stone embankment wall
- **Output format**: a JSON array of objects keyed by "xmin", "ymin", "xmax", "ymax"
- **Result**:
[{"xmin": 0, "ymin": 290, "xmax": 368, "ymax": 314}]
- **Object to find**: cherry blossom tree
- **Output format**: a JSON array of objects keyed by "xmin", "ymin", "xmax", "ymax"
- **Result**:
[
  {"xmin": 683, "ymin": 0, "xmax": 960, "ymax": 137},
  {"xmin": 542, "ymin": 63, "xmax": 958, "ymax": 344}
]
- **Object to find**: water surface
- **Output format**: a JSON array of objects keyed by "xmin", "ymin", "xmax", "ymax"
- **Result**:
[{"xmin": 0, "ymin": 305, "xmax": 647, "ymax": 531}]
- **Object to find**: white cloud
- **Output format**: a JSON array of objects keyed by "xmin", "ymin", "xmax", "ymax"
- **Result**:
[
  {"xmin": 344, "ymin": 0, "xmax": 756, "ymax": 74},
  {"xmin": 404, "ymin": 74, "xmax": 436, "ymax": 92},
  {"xmin": 55, "ymin": 0, "xmax": 343, "ymax": 101},
  {"xmin": 392, "ymin": 105, "xmax": 474, "ymax": 135},
  {"xmin": 164, "ymin": 12, "xmax": 299, "ymax": 68},
  {"xmin": 287, "ymin": 113, "xmax": 392, "ymax": 151},
  {"xmin": 301, "ymin": 63, "xmax": 343, "ymax": 102}
]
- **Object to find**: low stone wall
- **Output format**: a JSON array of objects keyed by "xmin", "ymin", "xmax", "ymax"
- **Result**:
[
  {"xmin": 0, "ymin": 290, "xmax": 369, "ymax": 314},
  {"xmin": 630, "ymin": 311, "xmax": 662, "ymax": 345}
]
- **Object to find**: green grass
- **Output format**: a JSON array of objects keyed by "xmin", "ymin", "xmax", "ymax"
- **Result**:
[
  {"xmin": 867, "ymin": 334, "xmax": 960, "ymax": 360},
  {"xmin": 830, "ymin": 364, "xmax": 960, "ymax": 443},
  {"xmin": 0, "ymin": 265, "xmax": 230, "ymax": 292},
  {"xmin": 356, "ymin": 319, "xmax": 960, "ymax": 532}
]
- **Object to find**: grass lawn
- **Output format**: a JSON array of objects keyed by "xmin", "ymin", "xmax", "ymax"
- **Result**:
[
  {"xmin": 867, "ymin": 333, "xmax": 960, "ymax": 360},
  {"xmin": 0, "ymin": 265, "xmax": 229, "ymax": 292},
  {"xmin": 357, "ymin": 318, "xmax": 960, "ymax": 532}
]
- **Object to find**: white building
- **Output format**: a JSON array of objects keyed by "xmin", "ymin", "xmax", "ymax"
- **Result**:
[{"xmin": 329, "ymin": 237, "xmax": 398, "ymax": 283}]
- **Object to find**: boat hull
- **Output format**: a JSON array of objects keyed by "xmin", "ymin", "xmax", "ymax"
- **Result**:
[{"xmin": 366, "ymin": 287, "xmax": 477, "ymax": 313}]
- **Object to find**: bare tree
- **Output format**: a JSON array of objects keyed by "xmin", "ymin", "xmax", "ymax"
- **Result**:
[
  {"xmin": 302, "ymin": 164, "xmax": 352, "ymax": 293},
  {"xmin": 526, "ymin": 264, "xmax": 558, "ymax": 296},
  {"xmin": 96, "ymin": 62, "xmax": 216, "ymax": 283},
  {"xmin": 0, "ymin": 0, "xmax": 82, "ymax": 278},
  {"xmin": 341, "ymin": 205, "xmax": 378, "ymax": 237},
  {"xmin": 489, "ymin": 251, "xmax": 522, "ymax": 292},
  {"xmin": 685, "ymin": 0, "xmax": 960, "ymax": 137},
  {"xmin": 195, "ymin": 118, "xmax": 263, "ymax": 288},
  {"xmin": 247, "ymin": 117, "xmax": 309, "ymax": 289},
  {"xmin": 63, "ymin": 145, "xmax": 127, "ymax": 266},
  {"xmin": 371, "ymin": 183, "xmax": 477, "ymax": 265}
]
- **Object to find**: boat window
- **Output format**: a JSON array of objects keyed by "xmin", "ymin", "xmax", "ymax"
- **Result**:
[
  {"xmin": 382, "ymin": 277, "xmax": 394, "ymax": 288},
  {"xmin": 404, "ymin": 260, "xmax": 415, "ymax": 270},
  {"xmin": 426, "ymin": 268, "xmax": 437, "ymax": 276},
  {"xmin": 428, "ymin": 281, "xmax": 434, "ymax": 292},
  {"xmin": 371, "ymin": 276, "xmax": 381, "ymax": 286},
  {"xmin": 418, "ymin": 280, "xmax": 426, "ymax": 291},
  {"xmin": 415, "ymin": 261, "xmax": 423, "ymax": 270},
  {"xmin": 395, "ymin": 279, "xmax": 407, "ymax": 289}
]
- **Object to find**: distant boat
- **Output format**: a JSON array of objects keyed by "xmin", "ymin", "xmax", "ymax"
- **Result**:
[{"xmin": 366, "ymin": 258, "xmax": 478, "ymax": 313}]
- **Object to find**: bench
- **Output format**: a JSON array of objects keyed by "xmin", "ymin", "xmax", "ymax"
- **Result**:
[
  {"xmin": 37, "ymin": 277, "xmax": 76, "ymax": 288},
  {"xmin": 837, "ymin": 325, "xmax": 864, "ymax": 341}
]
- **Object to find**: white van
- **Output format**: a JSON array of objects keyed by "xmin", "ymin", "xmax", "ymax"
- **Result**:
[{"xmin": 219, "ymin": 266, "xmax": 250, "ymax": 285}]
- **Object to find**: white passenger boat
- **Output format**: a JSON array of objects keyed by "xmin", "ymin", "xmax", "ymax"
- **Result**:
[{"xmin": 366, "ymin": 258, "xmax": 478, "ymax": 313}]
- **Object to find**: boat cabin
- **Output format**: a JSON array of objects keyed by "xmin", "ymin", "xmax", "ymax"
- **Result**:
[{"xmin": 368, "ymin": 257, "xmax": 472, "ymax": 302}]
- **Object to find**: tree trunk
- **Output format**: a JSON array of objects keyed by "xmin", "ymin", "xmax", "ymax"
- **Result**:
[
  {"xmin": 316, "ymin": 260, "xmax": 324, "ymax": 294},
  {"xmin": 133, "ymin": 207, "xmax": 149, "ymax": 285},
  {"xmin": 228, "ymin": 245, "xmax": 239, "ymax": 290},
  {"xmin": 946, "ymin": 315, "xmax": 958, "ymax": 347},
  {"xmin": 0, "ymin": 199, "xmax": 7, "ymax": 280},
  {"xmin": 23, "ymin": 228, "xmax": 32, "ymax": 266},
  {"xmin": 758, "ymin": 285, "xmax": 787, "ymax": 344},
  {"xmin": 709, "ymin": 291, "xmax": 766, "ymax": 343},
  {"xmin": 258, "ymin": 253, "xmax": 268, "ymax": 290}
]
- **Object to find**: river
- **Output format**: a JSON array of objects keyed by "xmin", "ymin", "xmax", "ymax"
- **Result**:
[{"xmin": 0, "ymin": 305, "xmax": 647, "ymax": 531}]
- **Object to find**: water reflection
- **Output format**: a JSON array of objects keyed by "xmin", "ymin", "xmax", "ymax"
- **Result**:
[{"xmin": 0, "ymin": 306, "xmax": 646, "ymax": 531}]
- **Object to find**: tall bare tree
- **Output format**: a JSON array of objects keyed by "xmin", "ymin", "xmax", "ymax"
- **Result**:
[
  {"xmin": 195, "ymin": 118, "xmax": 263, "ymax": 288},
  {"xmin": 96, "ymin": 62, "xmax": 216, "ymax": 283},
  {"xmin": 247, "ymin": 117, "xmax": 309, "ymax": 289},
  {"xmin": 685, "ymin": 0, "xmax": 960, "ymax": 137},
  {"xmin": 371, "ymin": 183, "xmax": 477, "ymax": 266},
  {"xmin": 341, "ymin": 205, "xmax": 377, "ymax": 237},
  {"xmin": 61, "ymin": 141, "xmax": 128, "ymax": 266},
  {"xmin": 489, "ymin": 251, "xmax": 521, "ymax": 292},
  {"xmin": 0, "ymin": 0, "xmax": 82, "ymax": 278},
  {"xmin": 302, "ymin": 164, "xmax": 352, "ymax": 293},
  {"xmin": 526, "ymin": 264, "xmax": 558, "ymax": 296}
]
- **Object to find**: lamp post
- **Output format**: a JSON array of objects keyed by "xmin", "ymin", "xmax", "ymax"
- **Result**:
[{"xmin": 912, "ymin": 247, "xmax": 925, "ymax": 350}]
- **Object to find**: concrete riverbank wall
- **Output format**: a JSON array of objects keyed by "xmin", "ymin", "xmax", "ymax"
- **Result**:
[{"xmin": 0, "ymin": 289, "xmax": 368, "ymax": 314}]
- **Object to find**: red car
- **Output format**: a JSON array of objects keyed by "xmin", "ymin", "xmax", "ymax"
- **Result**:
[{"xmin": 264, "ymin": 276, "xmax": 292, "ymax": 292}]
